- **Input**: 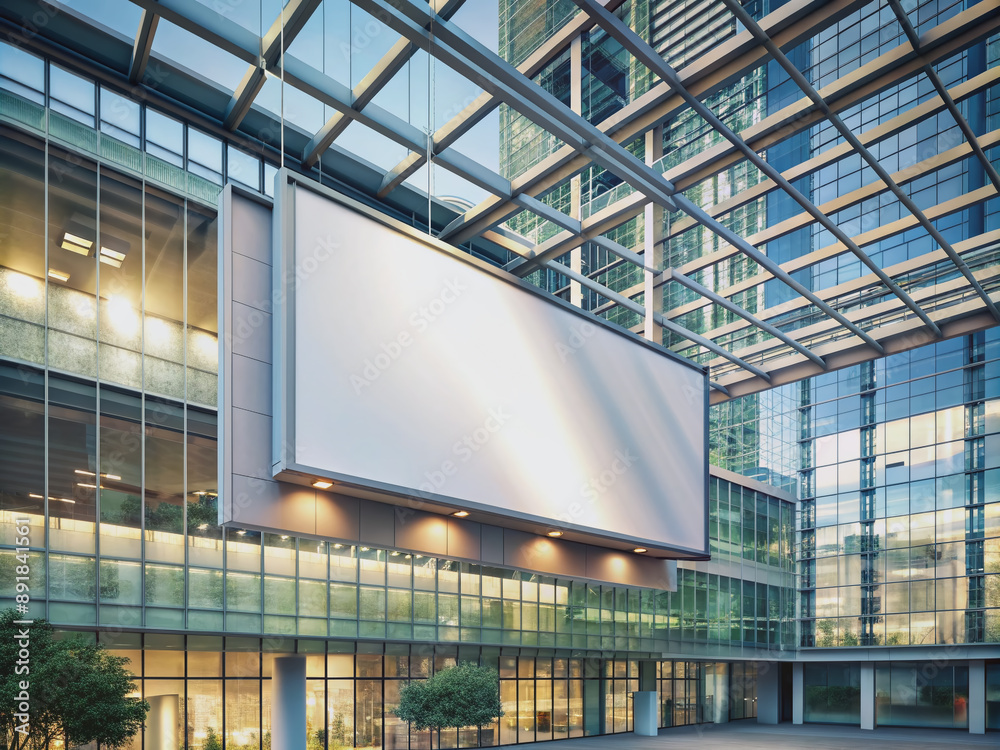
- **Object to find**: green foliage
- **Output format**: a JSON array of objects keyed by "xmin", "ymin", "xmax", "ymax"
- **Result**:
[
  {"xmin": 394, "ymin": 662, "xmax": 503, "ymax": 732},
  {"xmin": 0, "ymin": 609, "xmax": 149, "ymax": 750},
  {"xmin": 203, "ymin": 727, "xmax": 223, "ymax": 750}
]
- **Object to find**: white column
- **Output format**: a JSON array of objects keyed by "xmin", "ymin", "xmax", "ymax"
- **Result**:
[
  {"xmin": 969, "ymin": 660, "xmax": 985, "ymax": 735},
  {"xmin": 633, "ymin": 691, "xmax": 658, "ymax": 736},
  {"xmin": 146, "ymin": 695, "xmax": 179, "ymax": 750},
  {"xmin": 860, "ymin": 663, "xmax": 875, "ymax": 730},
  {"xmin": 271, "ymin": 655, "xmax": 307, "ymax": 750},
  {"xmin": 791, "ymin": 662, "xmax": 804, "ymax": 725}
]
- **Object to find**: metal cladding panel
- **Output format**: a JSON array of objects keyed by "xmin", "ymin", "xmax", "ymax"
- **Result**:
[{"xmin": 277, "ymin": 177, "xmax": 708, "ymax": 558}]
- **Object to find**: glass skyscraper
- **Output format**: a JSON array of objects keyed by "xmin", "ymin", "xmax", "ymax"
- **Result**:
[{"xmin": 0, "ymin": 0, "xmax": 998, "ymax": 746}]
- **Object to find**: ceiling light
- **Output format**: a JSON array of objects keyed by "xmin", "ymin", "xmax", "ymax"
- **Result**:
[
  {"xmin": 98, "ymin": 235, "xmax": 129, "ymax": 268},
  {"xmin": 360, "ymin": 547, "xmax": 370, "ymax": 552},
  {"xmin": 75, "ymin": 469, "xmax": 96, "ymax": 477},
  {"xmin": 76, "ymin": 482, "xmax": 97, "ymax": 489},
  {"xmin": 101, "ymin": 473, "xmax": 121, "ymax": 481},
  {"xmin": 547, "ymin": 530, "xmax": 563, "ymax": 537},
  {"xmin": 280, "ymin": 535, "xmax": 288, "ymax": 540},
  {"xmin": 451, "ymin": 510, "xmax": 469, "ymax": 518},
  {"xmin": 61, "ymin": 231, "xmax": 93, "ymax": 255},
  {"xmin": 54, "ymin": 497, "xmax": 75, "ymax": 504},
  {"xmin": 390, "ymin": 551, "xmax": 400, "ymax": 556},
  {"xmin": 198, "ymin": 524, "xmax": 208, "ymax": 531},
  {"xmin": 333, "ymin": 543, "xmax": 343, "ymax": 549},
  {"xmin": 48, "ymin": 269, "xmax": 70, "ymax": 282},
  {"xmin": 28, "ymin": 493, "xmax": 43, "ymax": 499},
  {"xmin": 237, "ymin": 530, "xmax": 246, "ymax": 536},
  {"xmin": 633, "ymin": 547, "xmax": 647, "ymax": 554},
  {"xmin": 312, "ymin": 480, "xmax": 333, "ymax": 489}
]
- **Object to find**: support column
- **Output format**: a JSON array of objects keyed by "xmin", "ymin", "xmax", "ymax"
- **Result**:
[
  {"xmin": 146, "ymin": 695, "xmax": 179, "ymax": 750},
  {"xmin": 969, "ymin": 659, "xmax": 985, "ymax": 734},
  {"xmin": 272, "ymin": 655, "xmax": 307, "ymax": 750},
  {"xmin": 756, "ymin": 662, "xmax": 780, "ymax": 725},
  {"xmin": 643, "ymin": 127, "xmax": 664, "ymax": 343},
  {"xmin": 791, "ymin": 662, "xmax": 803, "ymax": 725},
  {"xmin": 568, "ymin": 35, "xmax": 584, "ymax": 310},
  {"xmin": 860, "ymin": 663, "xmax": 875, "ymax": 730}
]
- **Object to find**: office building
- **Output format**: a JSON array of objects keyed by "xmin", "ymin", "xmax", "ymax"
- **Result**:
[{"xmin": 0, "ymin": 0, "xmax": 997, "ymax": 747}]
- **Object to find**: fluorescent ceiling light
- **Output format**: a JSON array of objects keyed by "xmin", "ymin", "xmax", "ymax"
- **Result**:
[
  {"xmin": 48, "ymin": 269, "xmax": 70, "ymax": 282},
  {"xmin": 61, "ymin": 231, "xmax": 93, "ymax": 255},
  {"xmin": 312, "ymin": 479, "xmax": 333, "ymax": 489}
]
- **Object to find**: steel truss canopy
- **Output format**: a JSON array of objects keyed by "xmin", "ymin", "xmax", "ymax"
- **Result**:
[{"xmin": 3, "ymin": 0, "xmax": 998, "ymax": 403}]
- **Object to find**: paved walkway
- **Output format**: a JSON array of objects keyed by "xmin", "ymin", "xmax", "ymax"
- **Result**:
[{"xmin": 529, "ymin": 722, "xmax": 996, "ymax": 748}]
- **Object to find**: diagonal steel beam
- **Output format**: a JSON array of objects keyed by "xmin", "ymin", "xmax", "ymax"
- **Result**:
[
  {"xmin": 301, "ymin": 0, "xmax": 468, "ymax": 168},
  {"xmin": 223, "ymin": 0, "xmax": 323, "ymax": 130},
  {"xmin": 445, "ymin": 0, "xmax": 998, "ymax": 247},
  {"xmin": 569, "ymin": 0, "xmax": 944, "ymax": 339},
  {"xmin": 350, "ymin": 0, "xmax": 681, "ymax": 214},
  {"xmin": 546, "ymin": 259, "xmax": 772, "ymax": 382},
  {"xmin": 667, "ymin": 269, "xmax": 827, "ymax": 369},
  {"xmin": 129, "ymin": 8, "xmax": 158, "ymax": 84},
  {"xmin": 722, "ymin": 0, "xmax": 1000, "ymax": 323},
  {"xmin": 886, "ymin": 0, "xmax": 1000, "ymax": 195},
  {"xmin": 372, "ymin": 0, "xmax": 629, "ymax": 197}
]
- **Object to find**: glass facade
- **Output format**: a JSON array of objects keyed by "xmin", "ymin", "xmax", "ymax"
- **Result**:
[
  {"xmin": 796, "ymin": 332, "xmax": 1000, "ymax": 648},
  {"xmin": 1, "ymin": 0, "xmax": 999, "ymax": 742}
]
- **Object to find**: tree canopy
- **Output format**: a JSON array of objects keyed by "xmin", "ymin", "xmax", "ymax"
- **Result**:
[
  {"xmin": 394, "ymin": 662, "xmax": 503, "ymax": 732},
  {"xmin": 0, "ymin": 609, "xmax": 149, "ymax": 750}
]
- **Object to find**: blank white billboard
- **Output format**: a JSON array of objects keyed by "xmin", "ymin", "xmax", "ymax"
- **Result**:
[{"xmin": 274, "ymin": 177, "xmax": 708, "ymax": 557}]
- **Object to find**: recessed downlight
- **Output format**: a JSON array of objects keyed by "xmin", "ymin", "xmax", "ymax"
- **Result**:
[
  {"xmin": 547, "ymin": 530, "xmax": 563, "ymax": 537},
  {"xmin": 451, "ymin": 510, "xmax": 470, "ymax": 518},
  {"xmin": 312, "ymin": 480, "xmax": 333, "ymax": 489},
  {"xmin": 633, "ymin": 547, "xmax": 647, "ymax": 554}
]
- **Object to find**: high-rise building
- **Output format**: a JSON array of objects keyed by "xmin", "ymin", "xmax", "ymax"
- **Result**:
[{"xmin": 0, "ymin": 0, "xmax": 997, "ymax": 747}]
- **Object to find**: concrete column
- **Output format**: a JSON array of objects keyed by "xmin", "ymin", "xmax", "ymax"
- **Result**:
[
  {"xmin": 860, "ymin": 663, "xmax": 875, "ymax": 730},
  {"xmin": 969, "ymin": 660, "xmax": 986, "ymax": 735},
  {"xmin": 756, "ymin": 662, "xmax": 780, "ymax": 725},
  {"xmin": 146, "ymin": 695, "xmax": 179, "ymax": 750},
  {"xmin": 633, "ymin": 691, "xmax": 658, "ymax": 736},
  {"xmin": 791, "ymin": 662, "xmax": 804, "ymax": 725},
  {"xmin": 271, "ymin": 655, "xmax": 307, "ymax": 750}
]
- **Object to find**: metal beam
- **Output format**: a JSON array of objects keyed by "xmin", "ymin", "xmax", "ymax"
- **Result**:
[
  {"xmin": 545, "ymin": 259, "xmax": 773, "ymax": 382},
  {"xmin": 667, "ymin": 269, "xmax": 827, "ymax": 369},
  {"xmin": 572, "ymin": 0, "xmax": 943, "ymax": 340},
  {"xmin": 373, "ymin": 0, "xmax": 630, "ymax": 196},
  {"xmin": 445, "ymin": 0, "xmax": 999, "ymax": 248},
  {"xmin": 223, "ymin": 0, "xmax": 323, "ymax": 130},
  {"xmin": 722, "ymin": 0, "xmax": 1000, "ymax": 323},
  {"xmin": 301, "ymin": 0, "xmax": 468, "ymax": 168},
  {"xmin": 350, "ymin": 0, "xmax": 682, "ymax": 216},
  {"xmin": 886, "ymin": 0, "xmax": 1000, "ymax": 195},
  {"xmin": 128, "ymin": 8, "xmax": 158, "ymax": 84}
]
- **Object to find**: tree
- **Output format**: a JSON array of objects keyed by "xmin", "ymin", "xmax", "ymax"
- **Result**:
[
  {"xmin": 394, "ymin": 662, "xmax": 503, "ymax": 734},
  {"xmin": 203, "ymin": 727, "xmax": 223, "ymax": 750},
  {"xmin": 0, "ymin": 609, "xmax": 149, "ymax": 750}
]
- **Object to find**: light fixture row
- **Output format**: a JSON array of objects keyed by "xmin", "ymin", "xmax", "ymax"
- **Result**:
[{"xmin": 305, "ymin": 480, "xmax": 651, "ymax": 554}]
